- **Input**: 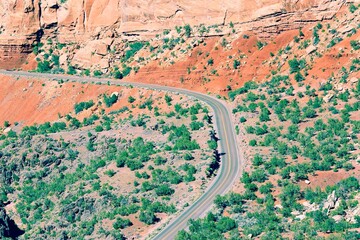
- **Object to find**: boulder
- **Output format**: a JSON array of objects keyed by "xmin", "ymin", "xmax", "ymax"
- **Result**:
[
  {"xmin": 72, "ymin": 47, "xmax": 102, "ymax": 69},
  {"xmin": 323, "ymin": 190, "xmax": 337, "ymax": 214},
  {"xmin": 59, "ymin": 54, "xmax": 68, "ymax": 65},
  {"xmin": 295, "ymin": 214, "xmax": 306, "ymax": 221},
  {"xmin": 306, "ymin": 45, "xmax": 317, "ymax": 55},
  {"xmin": 94, "ymin": 41, "xmax": 108, "ymax": 56},
  {"xmin": 336, "ymin": 84, "xmax": 343, "ymax": 91},
  {"xmin": 98, "ymin": 58, "xmax": 109, "ymax": 69},
  {"xmin": 3, "ymin": 128, "xmax": 12, "ymax": 134},
  {"xmin": 291, "ymin": 210, "xmax": 301, "ymax": 215},
  {"xmin": 323, "ymin": 93, "xmax": 333, "ymax": 103},
  {"xmin": 110, "ymin": 92, "xmax": 119, "ymax": 98},
  {"xmin": 275, "ymin": 204, "xmax": 283, "ymax": 209},
  {"xmin": 332, "ymin": 215, "xmax": 343, "ymax": 222},
  {"xmin": 350, "ymin": 77, "xmax": 358, "ymax": 84},
  {"xmin": 338, "ymin": 25, "xmax": 355, "ymax": 34}
]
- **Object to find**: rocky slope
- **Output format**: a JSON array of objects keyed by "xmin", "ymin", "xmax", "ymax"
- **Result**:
[
  {"xmin": 0, "ymin": 1, "xmax": 359, "ymax": 239},
  {"xmin": 0, "ymin": 0, "xmax": 349, "ymax": 69},
  {"xmin": 0, "ymin": 76, "xmax": 217, "ymax": 239}
]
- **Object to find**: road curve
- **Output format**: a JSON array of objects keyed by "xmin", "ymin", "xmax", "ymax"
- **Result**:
[{"xmin": 0, "ymin": 70, "xmax": 242, "ymax": 240}]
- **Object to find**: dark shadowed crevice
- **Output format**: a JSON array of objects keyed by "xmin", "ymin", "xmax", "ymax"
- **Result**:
[{"xmin": 0, "ymin": 206, "xmax": 25, "ymax": 239}]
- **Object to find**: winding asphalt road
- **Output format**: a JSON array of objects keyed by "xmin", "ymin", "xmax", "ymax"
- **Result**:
[{"xmin": 0, "ymin": 70, "xmax": 242, "ymax": 240}]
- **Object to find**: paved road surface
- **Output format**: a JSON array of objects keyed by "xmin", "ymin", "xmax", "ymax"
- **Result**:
[{"xmin": 0, "ymin": 70, "xmax": 242, "ymax": 240}]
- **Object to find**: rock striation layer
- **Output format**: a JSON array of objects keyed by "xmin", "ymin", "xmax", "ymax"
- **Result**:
[{"xmin": 0, "ymin": 0, "xmax": 348, "ymax": 68}]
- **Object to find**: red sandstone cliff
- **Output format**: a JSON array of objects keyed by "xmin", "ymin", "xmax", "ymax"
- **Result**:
[{"xmin": 0, "ymin": 0, "xmax": 352, "ymax": 68}]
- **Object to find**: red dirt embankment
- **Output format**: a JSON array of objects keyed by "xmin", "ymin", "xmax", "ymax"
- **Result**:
[{"xmin": 0, "ymin": 75, "xmax": 127, "ymax": 126}]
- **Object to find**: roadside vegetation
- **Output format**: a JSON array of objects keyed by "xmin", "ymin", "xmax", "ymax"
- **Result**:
[
  {"xmin": 9, "ymin": 3, "xmax": 360, "ymax": 239},
  {"xmin": 0, "ymin": 86, "xmax": 218, "ymax": 239},
  {"xmin": 177, "ymin": 5, "xmax": 360, "ymax": 239}
]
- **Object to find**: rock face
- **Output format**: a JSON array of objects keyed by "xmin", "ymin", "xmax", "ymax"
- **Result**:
[
  {"xmin": 0, "ymin": 204, "xmax": 24, "ymax": 238},
  {"xmin": 0, "ymin": 0, "xmax": 346, "ymax": 69},
  {"xmin": 323, "ymin": 190, "xmax": 338, "ymax": 214}
]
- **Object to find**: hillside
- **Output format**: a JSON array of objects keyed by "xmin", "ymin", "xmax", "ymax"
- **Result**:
[
  {"xmin": 0, "ymin": 0, "xmax": 345, "ymax": 69},
  {"xmin": 0, "ymin": 77, "xmax": 219, "ymax": 239},
  {"xmin": 0, "ymin": 0, "xmax": 360, "ymax": 239}
]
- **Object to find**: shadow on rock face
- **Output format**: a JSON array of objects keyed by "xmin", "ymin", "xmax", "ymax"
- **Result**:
[{"xmin": 0, "ymin": 206, "xmax": 25, "ymax": 239}]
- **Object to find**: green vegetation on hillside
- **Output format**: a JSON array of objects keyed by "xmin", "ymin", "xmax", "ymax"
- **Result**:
[{"xmin": 0, "ymin": 89, "xmax": 216, "ymax": 239}]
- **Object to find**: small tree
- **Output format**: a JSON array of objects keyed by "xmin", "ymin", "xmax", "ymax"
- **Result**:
[
  {"xmin": 349, "ymin": 4, "xmax": 358, "ymax": 13},
  {"xmin": 155, "ymin": 184, "xmax": 174, "ymax": 196},
  {"xmin": 37, "ymin": 60, "xmax": 51, "ymax": 72},
  {"xmin": 103, "ymin": 94, "xmax": 118, "ymax": 107},
  {"xmin": 114, "ymin": 70, "xmax": 123, "ymax": 79},
  {"xmin": 3, "ymin": 121, "xmax": 10, "ymax": 128},
  {"xmin": 249, "ymin": 139, "xmax": 257, "ymax": 146},
  {"xmin": 295, "ymin": 72, "xmax": 305, "ymax": 82},
  {"xmin": 184, "ymin": 24, "xmax": 192, "ymax": 38},
  {"xmin": 128, "ymin": 96, "xmax": 136, "ymax": 103},
  {"xmin": 139, "ymin": 211, "xmax": 157, "ymax": 225},
  {"xmin": 256, "ymin": 41, "xmax": 266, "ymax": 50},
  {"xmin": 233, "ymin": 60, "xmax": 240, "ymax": 69},
  {"xmin": 113, "ymin": 217, "xmax": 132, "ymax": 229},
  {"xmin": 207, "ymin": 140, "xmax": 218, "ymax": 150},
  {"xmin": 184, "ymin": 152, "xmax": 194, "ymax": 161},
  {"xmin": 350, "ymin": 40, "xmax": 360, "ymax": 50},
  {"xmin": 164, "ymin": 95, "xmax": 172, "ymax": 105}
]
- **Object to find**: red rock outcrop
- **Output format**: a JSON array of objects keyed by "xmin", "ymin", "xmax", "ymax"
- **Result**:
[{"xmin": 0, "ymin": 0, "xmax": 349, "ymax": 69}]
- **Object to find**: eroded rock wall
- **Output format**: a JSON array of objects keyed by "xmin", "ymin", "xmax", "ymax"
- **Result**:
[{"xmin": 0, "ymin": 0, "xmax": 349, "ymax": 68}]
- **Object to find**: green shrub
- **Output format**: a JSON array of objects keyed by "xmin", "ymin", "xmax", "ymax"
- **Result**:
[
  {"xmin": 93, "ymin": 70, "xmax": 102, "ymax": 77},
  {"xmin": 113, "ymin": 217, "xmax": 132, "ymax": 229},
  {"xmin": 259, "ymin": 107, "xmax": 271, "ymax": 122},
  {"xmin": 233, "ymin": 60, "xmax": 240, "ymax": 69},
  {"xmin": 114, "ymin": 70, "xmax": 123, "ymax": 79},
  {"xmin": 207, "ymin": 140, "xmax": 218, "ymax": 150},
  {"xmin": 74, "ymin": 100, "xmax": 94, "ymax": 114},
  {"xmin": 154, "ymin": 156, "xmax": 167, "ymax": 165},
  {"xmin": 122, "ymin": 65, "xmax": 132, "ymax": 77},
  {"xmin": 95, "ymin": 125, "xmax": 104, "ymax": 132},
  {"xmin": 184, "ymin": 24, "xmax": 192, "ymax": 38},
  {"xmin": 216, "ymin": 217, "xmax": 237, "ymax": 233},
  {"xmin": 52, "ymin": 55, "xmax": 60, "ymax": 67},
  {"xmin": 126, "ymin": 160, "xmax": 144, "ymax": 171},
  {"xmin": 104, "ymin": 170, "xmax": 116, "ymax": 177},
  {"xmin": 125, "ymin": 42, "xmax": 145, "ymax": 61},
  {"xmin": 313, "ymin": 27, "xmax": 320, "ymax": 46},
  {"xmin": 67, "ymin": 65, "xmax": 77, "ymax": 75},
  {"xmin": 139, "ymin": 210, "xmax": 157, "ymax": 225},
  {"xmin": 104, "ymin": 93, "xmax": 118, "ymax": 107},
  {"xmin": 4, "ymin": 121, "xmax": 10, "ymax": 128},
  {"xmin": 249, "ymin": 139, "xmax": 257, "ymax": 146},
  {"xmin": 350, "ymin": 40, "xmax": 360, "ymax": 50},
  {"xmin": 326, "ymin": 36, "xmax": 343, "ymax": 49},
  {"xmin": 349, "ymin": 4, "xmax": 358, "ymax": 13},
  {"xmin": 288, "ymin": 58, "xmax": 306, "ymax": 74},
  {"xmin": 165, "ymin": 95, "xmax": 172, "ymax": 105},
  {"xmin": 128, "ymin": 96, "xmax": 136, "ymax": 103},
  {"xmin": 256, "ymin": 41, "xmax": 266, "ymax": 50},
  {"xmin": 207, "ymin": 58, "xmax": 214, "ymax": 66},
  {"xmin": 83, "ymin": 69, "xmax": 90, "ymax": 76},
  {"xmin": 240, "ymin": 117, "xmax": 247, "ymax": 123},
  {"xmin": 184, "ymin": 153, "xmax": 194, "ymax": 161},
  {"xmin": 228, "ymin": 81, "xmax": 258, "ymax": 101},
  {"xmin": 7, "ymin": 130, "xmax": 17, "ymax": 138},
  {"xmin": 155, "ymin": 184, "xmax": 175, "ymax": 196},
  {"xmin": 37, "ymin": 60, "xmax": 51, "ymax": 72},
  {"xmin": 190, "ymin": 121, "xmax": 204, "ymax": 131},
  {"xmin": 294, "ymin": 72, "xmax": 305, "ymax": 82}
]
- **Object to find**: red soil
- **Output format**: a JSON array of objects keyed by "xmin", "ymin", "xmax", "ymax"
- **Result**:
[{"xmin": 0, "ymin": 75, "xmax": 169, "ymax": 126}]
